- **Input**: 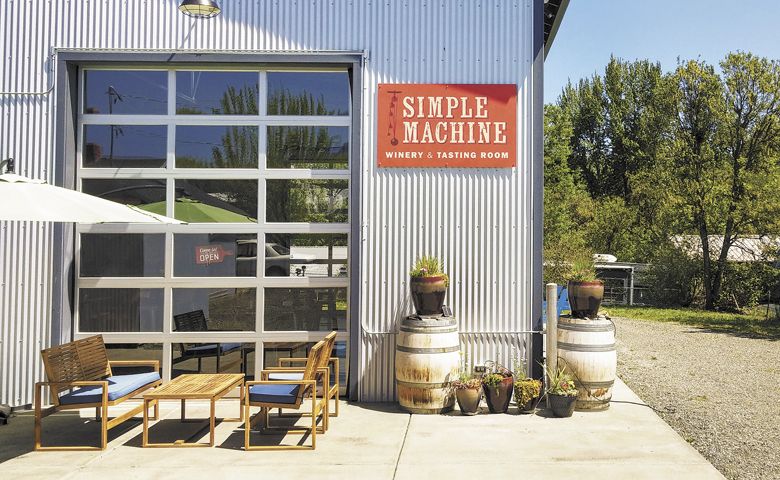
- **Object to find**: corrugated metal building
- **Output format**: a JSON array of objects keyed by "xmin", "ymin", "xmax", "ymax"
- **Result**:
[{"xmin": 0, "ymin": 0, "xmax": 567, "ymax": 407}]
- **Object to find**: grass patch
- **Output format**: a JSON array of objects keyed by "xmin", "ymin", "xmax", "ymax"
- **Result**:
[{"xmin": 605, "ymin": 305, "xmax": 780, "ymax": 339}]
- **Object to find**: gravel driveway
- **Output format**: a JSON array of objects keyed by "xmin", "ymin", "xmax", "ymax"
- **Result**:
[{"xmin": 614, "ymin": 316, "xmax": 780, "ymax": 480}]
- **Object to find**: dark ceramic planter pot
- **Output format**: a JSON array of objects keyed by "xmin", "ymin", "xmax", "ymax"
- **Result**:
[
  {"xmin": 455, "ymin": 387, "xmax": 482, "ymax": 415},
  {"xmin": 483, "ymin": 376, "xmax": 514, "ymax": 414},
  {"xmin": 410, "ymin": 275, "xmax": 447, "ymax": 316},
  {"xmin": 514, "ymin": 379, "xmax": 542, "ymax": 414},
  {"xmin": 568, "ymin": 280, "xmax": 604, "ymax": 318},
  {"xmin": 548, "ymin": 393, "xmax": 577, "ymax": 418}
]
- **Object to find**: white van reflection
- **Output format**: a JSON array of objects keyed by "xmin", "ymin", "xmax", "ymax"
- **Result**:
[
  {"xmin": 236, "ymin": 241, "xmax": 316, "ymax": 277},
  {"xmin": 236, "ymin": 240, "xmax": 347, "ymax": 277}
]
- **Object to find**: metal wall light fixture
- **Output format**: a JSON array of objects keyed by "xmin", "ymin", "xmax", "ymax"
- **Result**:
[{"xmin": 178, "ymin": 0, "xmax": 221, "ymax": 19}]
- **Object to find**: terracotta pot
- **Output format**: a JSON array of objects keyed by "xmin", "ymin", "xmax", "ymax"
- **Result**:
[
  {"xmin": 410, "ymin": 275, "xmax": 447, "ymax": 316},
  {"xmin": 482, "ymin": 376, "xmax": 514, "ymax": 413},
  {"xmin": 455, "ymin": 387, "xmax": 482, "ymax": 415},
  {"xmin": 548, "ymin": 393, "xmax": 577, "ymax": 418},
  {"xmin": 567, "ymin": 280, "xmax": 604, "ymax": 318}
]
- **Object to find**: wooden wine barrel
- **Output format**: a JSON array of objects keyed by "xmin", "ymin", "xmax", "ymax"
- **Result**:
[
  {"xmin": 557, "ymin": 315, "xmax": 616, "ymax": 411},
  {"xmin": 395, "ymin": 315, "xmax": 459, "ymax": 414}
]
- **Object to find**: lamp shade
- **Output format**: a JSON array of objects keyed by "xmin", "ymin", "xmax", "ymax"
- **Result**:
[{"xmin": 179, "ymin": 0, "xmax": 221, "ymax": 18}]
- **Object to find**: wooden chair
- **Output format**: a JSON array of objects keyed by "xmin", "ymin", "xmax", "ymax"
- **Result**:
[
  {"xmin": 244, "ymin": 340, "xmax": 328, "ymax": 450},
  {"xmin": 268, "ymin": 331, "xmax": 340, "ymax": 425},
  {"xmin": 34, "ymin": 335, "xmax": 161, "ymax": 451},
  {"xmin": 173, "ymin": 310, "xmax": 244, "ymax": 373}
]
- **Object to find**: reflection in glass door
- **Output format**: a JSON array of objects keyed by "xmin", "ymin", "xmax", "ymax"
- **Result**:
[{"xmin": 75, "ymin": 67, "xmax": 352, "ymax": 392}]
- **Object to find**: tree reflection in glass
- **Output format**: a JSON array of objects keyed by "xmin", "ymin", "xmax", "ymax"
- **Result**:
[
  {"xmin": 266, "ymin": 180, "xmax": 348, "ymax": 223},
  {"xmin": 176, "ymin": 71, "xmax": 258, "ymax": 115},
  {"xmin": 267, "ymin": 72, "xmax": 350, "ymax": 116},
  {"xmin": 267, "ymin": 126, "xmax": 348, "ymax": 169}
]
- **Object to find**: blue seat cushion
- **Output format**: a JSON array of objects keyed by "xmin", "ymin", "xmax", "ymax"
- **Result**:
[
  {"xmin": 267, "ymin": 372, "xmax": 304, "ymax": 381},
  {"xmin": 59, "ymin": 371, "xmax": 161, "ymax": 405},
  {"xmin": 249, "ymin": 383, "xmax": 301, "ymax": 405},
  {"xmin": 183, "ymin": 343, "xmax": 242, "ymax": 355}
]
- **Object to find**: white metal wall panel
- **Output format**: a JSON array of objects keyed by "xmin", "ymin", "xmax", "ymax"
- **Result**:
[{"xmin": 0, "ymin": 0, "xmax": 538, "ymax": 405}]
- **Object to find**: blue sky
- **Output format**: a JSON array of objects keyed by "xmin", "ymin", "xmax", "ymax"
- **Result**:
[{"xmin": 544, "ymin": 0, "xmax": 780, "ymax": 104}]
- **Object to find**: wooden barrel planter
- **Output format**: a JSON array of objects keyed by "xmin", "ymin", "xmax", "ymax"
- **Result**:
[
  {"xmin": 556, "ymin": 315, "xmax": 616, "ymax": 411},
  {"xmin": 395, "ymin": 315, "xmax": 459, "ymax": 414}
]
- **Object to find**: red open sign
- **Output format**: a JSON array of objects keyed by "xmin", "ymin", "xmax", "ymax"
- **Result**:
[{"xmin": 195, "ymin": 245, "xmax": 233, "ymax": 265}]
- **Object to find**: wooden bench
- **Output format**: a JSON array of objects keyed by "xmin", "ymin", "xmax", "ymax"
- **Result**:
[{"xmin": 34, "ymin": 335, "xmax": 162, "ymax": 451}]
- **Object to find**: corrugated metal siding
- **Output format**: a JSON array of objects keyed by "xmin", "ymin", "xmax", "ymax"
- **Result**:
[{"xmin": 0, "ymin": 0, "xmax": 538, "ymax": 405}]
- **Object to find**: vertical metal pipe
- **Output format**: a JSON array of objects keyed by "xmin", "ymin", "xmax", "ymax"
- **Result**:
[{"xmin": 545, "ymin": 282, "xmax": 558, "ymax": 404}]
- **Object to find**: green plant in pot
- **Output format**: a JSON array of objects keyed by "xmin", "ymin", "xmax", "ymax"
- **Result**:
[
  {"xmin": 481, "ymin": 361, "xmax": 514, "ymax": 414},
  {"xmin": 409, "ymin": 256, "xmax": 449, "ymax": 316},
  {"xmin": 567, "ymin": 257, "xmax": 604, "ymax": 318},
  {"xmin": 452, "ymin": 370, "xmax": 483, "ymax": 416},
  {"xmin": 512, "ymin": 359, "xmax": 542, "ymax": 414},
  {"xmin": 545, "ymin": 364, "xmax": 578, "ymax": 418}
]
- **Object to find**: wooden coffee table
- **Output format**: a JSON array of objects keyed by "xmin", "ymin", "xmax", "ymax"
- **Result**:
[{"xmin": 142, "ymin": 373, "xmax": 244, "ymax": 448}]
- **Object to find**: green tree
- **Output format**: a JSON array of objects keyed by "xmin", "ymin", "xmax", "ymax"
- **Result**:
[
  {"xmin": 657, "ymin": 54, "xmax": 780, "ymax": 310},
  {"xmin": 560, "ymin": 57, "xmax": 665, "ymax": 202},
  {"xmin": 543, "ymin": 104, "xmax": 592, "ymax": 284}
]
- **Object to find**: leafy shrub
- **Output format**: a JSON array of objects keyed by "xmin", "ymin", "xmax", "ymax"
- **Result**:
[
  {"xmin": 647, "ymin": 244, "xmax": 702, "ymax": 307},
  {"xmin": 717, "ymin": 262, "xmax": 780, "ymax": 311}
]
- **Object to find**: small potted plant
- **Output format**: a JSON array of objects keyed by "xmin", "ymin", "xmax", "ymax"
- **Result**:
[
  {"xmin": 567, "ymin": 257, "xmax": 604, "ymax": 318},
  {"xmin": 481, "ymin": 361, "xmax": 514, "ymax": 414},
  {"xmin": 409, "ymin": 256, "xmax": 449, "ymax": 316},
  {"xmin": 512, "ymin": 359, "xmax": 542, "ymax": 414},
  {"xmin": 545, "ymin": 364, "xmax": 579, "ymax": 418},
  {"xmin": 452, "ymin": 370, "xmax": 483, "ymax": 415}
]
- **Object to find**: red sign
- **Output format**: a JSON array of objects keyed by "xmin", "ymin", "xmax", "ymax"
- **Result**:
[
  {"xmin": 377, "ymin": 84, "xmax": 517, "ymax": 168},
  {"xmin": 195, "ymin": 245, "xmax": 233, "ymax": 265}
]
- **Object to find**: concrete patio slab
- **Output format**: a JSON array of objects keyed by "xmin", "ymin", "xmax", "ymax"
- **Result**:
[{"xmin": 0, "ymin": 379, "xmax": 723, "ymax": 479}]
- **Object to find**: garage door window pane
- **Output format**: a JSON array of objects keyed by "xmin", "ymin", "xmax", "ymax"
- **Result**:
[
  {"xmin": 266, "ymin": 179, "xmax": 348, "ymax": 223},
  {"xmin": 79, "ymin": 288, "xmax": 164, "ymax": 332},
  {"xmin": 267, "ymin": 72, "xmax": 349, "ymax": 116},
  {"xmin": 81, "ymin": 233, "xmax": 165, "ymax": 277},
  {"xmin": 81, "ymin": 178, "xmax": 166, "ymax": 208},
  {"xmin": 84, "ymin": 70, "xmax": 167, "ymax": 115},
  {"xmin": 265, "ymin": 234, "xmax": 347, "ymax": 277},
  {"xmin": 83, "ymin": 125, "xmax": 167, "ymax": 168},
  {"xmin": 267, "ymin": 126, "xmax": 348, "ymax": 169},
  {"xmin": 173, "ymin": 288, "xmax": 256, "ymax": 332},
  {"xmin": 175, "ymin": 179, "xmax": 258, "ymax": 222},
  {"xmin": 105, "ymin": 344, "xmax": 163, "ymax": 374},
  {"xmin": 176, "ymin": 71, "xmax": 258, "ymax": 115},
  {"xmin": 174, "ymin": 233, "xmax": 257, "ymax": 277},
  {"xmin": 264, "ymin": 288, "xmax": 346, "ymax": 331},
  {"xmin": 173, "ymin": 342, "xmax": 254, "ymax": 379},
  {"xmin": 176, "ymin": 126, "xmax": 258, "ymax": 168}
]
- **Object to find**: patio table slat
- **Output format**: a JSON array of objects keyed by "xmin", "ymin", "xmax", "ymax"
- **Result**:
[{"xmin": 144, "ymin": 374, "xmax": 244, "ymax": 399}]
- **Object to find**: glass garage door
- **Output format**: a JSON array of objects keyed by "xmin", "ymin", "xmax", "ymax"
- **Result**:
[{"xmin": 74, "ymin": 67, "xmax": 351, "ymax": 391}]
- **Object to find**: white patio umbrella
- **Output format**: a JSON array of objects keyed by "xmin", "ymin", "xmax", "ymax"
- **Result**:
[{"xmin": 0, "ymin": 160, "xmax": 182, "ymax": 224}]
